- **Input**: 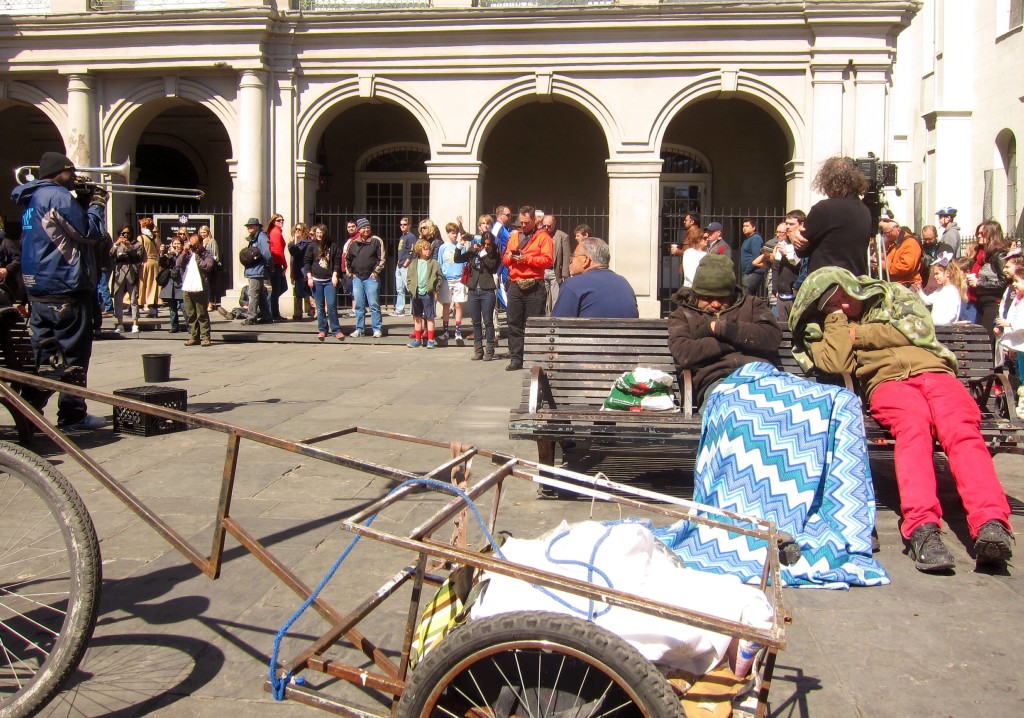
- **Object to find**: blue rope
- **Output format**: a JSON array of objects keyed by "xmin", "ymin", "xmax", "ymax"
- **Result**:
[{"xmin": 268, "ymin": 479, "xmax": 628, "ymax": 699}]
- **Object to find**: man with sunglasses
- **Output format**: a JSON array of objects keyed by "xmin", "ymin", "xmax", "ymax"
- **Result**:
[
  {"xmin": 551, "ymin": 238, "xmax": 637, "ymax": 318},
  {"xmin": 667, "ymin": 253, "xmax": 781, "ymax": 408}
]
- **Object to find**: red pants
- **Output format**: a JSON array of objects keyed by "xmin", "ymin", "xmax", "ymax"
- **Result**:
[{"xmin": 869, "ymin": 372, "xmax": 1012, "ymax": 540}]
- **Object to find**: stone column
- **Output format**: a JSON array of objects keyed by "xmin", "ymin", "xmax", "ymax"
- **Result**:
[
  {"xmin": 64, "ymin": 73, "xmax": 97, "ymax": 168},
  {"xmin": 809, "ymin": 65, "xmax": 846, "ymax": 198},
  {"xmin": 295, "ymin": 160, "xmax": 319, "ymax": 228},
  {"xmin": 272, "ymin": 71, "xmax": 298, "ymax": 226},
  {"xmin": 425, "ymin": 159, "xmax": 485, "ymax": 229},
  {"xmin": 607, "ymin": 159, "xmax": 662, "ymax": 318},
  {"xmin": 853, "ymin": 66, "xmax": 889, "ymax": 158},
  {"xmin": 233, "ymin": 70, "xmax": 267, "ymax": 288}
]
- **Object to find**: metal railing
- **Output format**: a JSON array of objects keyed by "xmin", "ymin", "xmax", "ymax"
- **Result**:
[
  {"xmin": 88, "ymin": 0, "xmax": 227, "ymax": 10},
  {"xmin": 1, "ymin": 0, "xmax": 49, "ymax": 13},
  {"xmin": 298, "ymin": 0, "xmax": 429, "ymax": 9}
]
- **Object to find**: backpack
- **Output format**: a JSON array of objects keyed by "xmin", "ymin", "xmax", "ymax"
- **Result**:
[{"xmin": 239, "ymin": 243, "xmax": 262, "ymax": 268}]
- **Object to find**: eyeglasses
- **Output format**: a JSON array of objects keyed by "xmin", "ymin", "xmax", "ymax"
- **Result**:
[{"xmin": 119, "ymin": 231, "xmax": 131, "ymax": 236}]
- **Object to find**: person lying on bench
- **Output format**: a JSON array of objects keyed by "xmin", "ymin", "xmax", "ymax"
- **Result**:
[
  {"xmin": 792, "ymin": 267, "xmax": 1014, "ymax": 573},
  {"xmin": 667, "ymin": 253, "xmax": 782, "ymax": 409}
]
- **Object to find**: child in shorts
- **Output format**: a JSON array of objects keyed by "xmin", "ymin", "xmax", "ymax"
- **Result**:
[{"xmin": 406, "ymin": 239, "xmax": 442, "ymax": 348}]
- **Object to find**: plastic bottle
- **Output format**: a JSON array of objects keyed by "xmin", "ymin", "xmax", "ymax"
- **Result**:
[{"xmin": 732, "ymin": 639, "xmax": 762, "ymax": 678}]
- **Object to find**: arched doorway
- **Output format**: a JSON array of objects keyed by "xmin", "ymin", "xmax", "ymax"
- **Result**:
[
  {"xmin": 307, "ymin": 102, "xmax": 430, "ymax": 307},
  {"xmin": 480, "ymin": 101, "xmax": 609, "ymax": 239},
  {"xmin": 658, "ymin": 97, "xmax": 789, "ymax": 312},
  {"xmin": 0, "ymin": 103, "xmax": 64, "ymax": 237}
]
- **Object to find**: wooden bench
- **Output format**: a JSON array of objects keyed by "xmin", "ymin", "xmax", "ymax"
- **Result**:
[{"xmin": 508, "ymin": 318, "xmax": 1024, "ymax": 464}]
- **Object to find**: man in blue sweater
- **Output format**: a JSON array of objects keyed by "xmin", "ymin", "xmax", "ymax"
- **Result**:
[{"xmin": 551, "ymin": 238, "xmax": 638, "ymax": 318}]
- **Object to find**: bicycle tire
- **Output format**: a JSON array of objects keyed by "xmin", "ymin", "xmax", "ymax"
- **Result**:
[
  {"xmin": 0, "ymin": 440, "xmax": 101, "ymax": 718},
  {"xmin": 398, "ymin": 610, "xmax": 686, "ymax": 718}
]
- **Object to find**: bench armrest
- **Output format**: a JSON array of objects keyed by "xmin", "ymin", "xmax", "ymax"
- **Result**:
[
  {"xmin": 680, "ymin": 369, "xmax": 694, "ymax": 417},
  {"xmin": 971, "ymin": 372, "xmax": 1023, "ymax": 427},
  {"xmin": 527, "ymin": 367, "xmax": 557, "ymax": 413}
]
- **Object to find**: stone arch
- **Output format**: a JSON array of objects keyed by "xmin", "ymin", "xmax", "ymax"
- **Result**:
[
  {"xmin": 2, "ymin": 81, "xmax": 68, "ymax": 144},
  {"xmin": 103, "ymin": 78, "xmax": 237, "ymax": 164},
  {"xmin": 464, "ymin": 75, "xmax": 620, "ymax": 158},
  {"xmin": 297, "ymin": 78, "xmax": 441, "ymax": 162},
  {"xmin": 650, "ymin": 71, "xmax": 803, "ymax": 161}
]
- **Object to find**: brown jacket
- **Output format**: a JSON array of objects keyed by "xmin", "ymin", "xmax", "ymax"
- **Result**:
[
  {"xmin": 667, "ymin": 287, "xmax": 782, "ymax": 403},
  {"xmin": 808, "ymin": 311, "xmax": 953, "ymax": 400}
]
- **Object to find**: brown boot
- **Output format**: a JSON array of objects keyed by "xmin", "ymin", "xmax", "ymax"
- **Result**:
[
  {"xmin": 472, "ymin": 341, "xmax": 484, "ymax": 360},
  {"xmin": 483, "ymin": 342, "xmax": 495, "ymax": 361}
]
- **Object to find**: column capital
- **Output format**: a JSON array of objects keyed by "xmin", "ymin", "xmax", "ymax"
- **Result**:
[
  {"xmin": 295, "ymin": 159, "xmax": 319, "ymax": 181},
  {"xmin": 239, "ymin": 69, "xmax": 268, "ymax": 90},
  {"xmin": 425, "ymin": 160, "xmax": 485, "ymax": 180},
  {"xmin": 66, "ymin": 73, "xmax": 95, "ymax": 93},
  {"xmin": 605, "ymin": 159, "xmax": 663, "ymax": 179}
]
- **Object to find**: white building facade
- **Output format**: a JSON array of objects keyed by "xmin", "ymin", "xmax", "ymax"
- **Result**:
[{"xmin": 0, "ymin": 0, "xmax": 949, "ymax": 315}]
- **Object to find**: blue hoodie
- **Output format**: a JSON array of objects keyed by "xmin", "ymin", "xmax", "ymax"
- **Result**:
[{"xmin": 11, "ymin": 179, "xmax": 105, "ymax": 297}]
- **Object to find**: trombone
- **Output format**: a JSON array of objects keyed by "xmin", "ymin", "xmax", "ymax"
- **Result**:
[{"xmin": 13, "ymin": 158, "xmax": 205, "ymax": 201}]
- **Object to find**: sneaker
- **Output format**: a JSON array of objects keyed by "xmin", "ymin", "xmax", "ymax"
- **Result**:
[
  {"xmin": 58, "ymin": 414, "xmax": 105, "ymax": 431},
  {"xmin": 201, "ymin": 339, "xmax": 212, "ymax": 347},
  {"xmin": 454, "ymin": 329, "xmax": 464, "ymax": 347},
  {"xmin": 408, "ymin": 340, "xmax": 423, "ymax": 348},
  {"xmin": 389, "ymin": 310, "xmax": 404, "ymax": 317},
  {"xmin": 317, "ymin": 332, "xmax": 326, "ymax": 341},
  {"xmin": 350, "ymin": 330, "xmax": 363, "ymax": 338},
  {"xmin": 974, "ymin": 520, "xmax": 1014, "ymax": 566},
  {"xmin": 345, "ymin": 311, "xmax": 357, "ymax": 318},
  {"xmin": 184, "ymin": 339, "xmax": 199, "ymax": 346},
  {"xmin": 444, "ymin": 327, "xmax": 453, "ymax": 340},
  {"xmin": 908, "ymin": 523, "xmax": 955, "ymax": 573},
  {"xmin": 131, "ymin": 324, "xmax": 140, "ymax": 334},
  {"xmin": 372, "ymin": 330, "xmax": 383, "ymax": 339},
  {"xmin": 335, "ymin": 332, "xmax": 346, "ymax": 341},
  {"xmin": 114, "ymin": 324, "xmax": 125, "ymax": 334},
  {"xmin": 425, "ymin": 340, "xmax": 436, "ymax": 349}
]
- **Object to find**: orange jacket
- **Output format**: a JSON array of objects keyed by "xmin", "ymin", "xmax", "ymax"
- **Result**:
[
  {"xmin": 502, "ymin": 228, "xmax": 554, "ymax": 281},
  {"xmin": 885, "ymin": 231, "xmax": 923, "ymax": 285}
]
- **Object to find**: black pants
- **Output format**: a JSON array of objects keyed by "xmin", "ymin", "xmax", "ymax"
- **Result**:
[
  {"xmin": 466, "ymin": 288, "xmax": 497, "ymax": 344},
  {"xmin": 25, "ymin": 295, "xmax": 94, "ymax": 424},
  {"xmin": 506, "ymin": 281, "xmax": 547, "ymax": 363}
]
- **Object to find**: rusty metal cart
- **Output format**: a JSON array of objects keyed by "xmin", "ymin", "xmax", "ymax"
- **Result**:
[{"xmin": 0, "ymin": 368, "xmax": 790, "ymax": 717}]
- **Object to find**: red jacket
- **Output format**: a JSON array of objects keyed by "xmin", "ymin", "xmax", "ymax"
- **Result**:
[
  {"xmin": 268, "ymin": 226, "xmax": 287, "ymax": 269},
  {"xmin": 502, "ymin": 228, "xmax": 553, "ymax": 281}
]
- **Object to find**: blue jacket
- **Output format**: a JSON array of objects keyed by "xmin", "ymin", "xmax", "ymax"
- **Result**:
[
  {"xmin": 11, "ymin": 179, "xmax": 105, "ymax": 297},
  {"xmin": 243, "ymin": 229, "xmax": 272, "ymax": 279}
]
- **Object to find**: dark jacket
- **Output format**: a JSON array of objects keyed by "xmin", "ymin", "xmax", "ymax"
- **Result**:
[
  {"xmin": 10, "ymin": 179, "xmax": 105, "ymax": 297},
  {"xmin": 159, "ymin": 250, "xmax": 183, "ymax": 300},
  {"xmin": 110, "ymin": 238, "xmax": 143, "ymax": 293},
  {"xmin": 454, "ymin": 244, "xmax": 500, "ymax": 291},
  {"xmin": 667, "ymin": 286, "xmax": 782, "ymax": 403},
  {"xmin": 0, "ymin": 233, "xmax": 25, "ymax": 303},
  {"xmin": 346, "ymin": 235, "xmax": 386, "ymax": 279},
  {"xmin": 175, "ymin": 243, "xmax": 216, "ymax": 292},
  {"xmin": 799, "ymin": 195, "xmax": 872, "ymax": 276},
  {"xmin": 304, "ymin": 240, "xmax": 339, "ymax": 282},
  {"xmin": 289, "ymin": 239, "xmax": 312, "ymax": 282}
]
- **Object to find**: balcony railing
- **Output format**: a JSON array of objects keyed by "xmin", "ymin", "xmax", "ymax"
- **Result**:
[
  {"xmin": 298, "ymin": 0, "xmax": 429, "ymax": 9},
  {"xmin": 475, "ymin": 0, "xmax": 614, "ymax": 6},
  {"xmin": 88, "ymin": 0, "xmax": 228, "ymax": 10},
  {"xmin": 1, "ymin": 0, "xmax": 50, "ymax": 13}
]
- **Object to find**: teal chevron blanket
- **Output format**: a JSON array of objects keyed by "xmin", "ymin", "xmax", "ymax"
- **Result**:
[{"xmin": 654, "ymin": 362, "xmax": 890, "ymax": 589}]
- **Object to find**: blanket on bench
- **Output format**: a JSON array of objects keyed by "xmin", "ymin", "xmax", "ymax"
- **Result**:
[{"xmin": 653, "ymin": 362, "xmax": 890, "ymax": 589}]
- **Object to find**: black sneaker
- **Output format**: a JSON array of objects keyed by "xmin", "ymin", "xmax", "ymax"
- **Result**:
[
  {"xmin": 974, "ymin": 520, "xmax": 1014, "ymax": 566},
  {"xmin": 909, "ymin": 523, "xmax": 955, "ymax": 573}
]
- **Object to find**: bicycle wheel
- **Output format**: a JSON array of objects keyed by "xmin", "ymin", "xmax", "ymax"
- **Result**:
[
  {"xmin": 0, "ymin": 440, "xmax": 101, "ymax": 717},
  {"xmin": 398, "ymin": 610, "xmax": 685, "ymax": 718}
]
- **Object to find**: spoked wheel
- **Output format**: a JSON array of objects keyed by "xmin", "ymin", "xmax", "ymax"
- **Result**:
[
  {"xmin": 0, "ymin": 441, "xmax": 101, "ymax": 717},
  {"xmin": 398, "ymin": 610, "xmax": 685, "ymax": 718}
]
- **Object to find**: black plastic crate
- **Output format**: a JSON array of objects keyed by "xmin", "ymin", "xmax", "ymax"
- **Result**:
[{"xmin": 112, "ymin": 385, "xmax": 188, "ymax": 436}]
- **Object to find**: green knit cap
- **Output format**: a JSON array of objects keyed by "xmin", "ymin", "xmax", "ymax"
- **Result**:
[{"xmin": 691, "ymin": 254, "xmax": 736, "ymax": 297}]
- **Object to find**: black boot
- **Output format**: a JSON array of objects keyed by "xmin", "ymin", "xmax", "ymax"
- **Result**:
[
  {"xmin": 908, "ymin": 523, "xmax": 955, "ymax": 573},
  {"xmin": 483, "ymin": 343, "xmax": 495, "ymax": 361},
  {"xmin": 472, "ymin": 341, "xmax": 484, "ymax": 360}
]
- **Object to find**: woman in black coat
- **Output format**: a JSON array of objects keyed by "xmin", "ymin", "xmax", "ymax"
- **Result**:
[{"xmin": 454, "ymin": 215, "xmax": 501, "ymax": 360}]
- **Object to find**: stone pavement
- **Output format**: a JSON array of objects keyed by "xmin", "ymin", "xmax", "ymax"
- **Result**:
[{"xmin": 11, "ymin": 334, "xmax": 1022, "ymax": 717}]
